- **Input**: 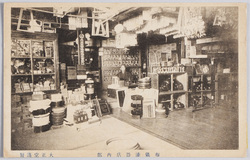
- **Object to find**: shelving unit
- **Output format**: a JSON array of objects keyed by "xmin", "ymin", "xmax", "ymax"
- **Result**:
[
  {"xmin": 11, "ymin": 31, "xmax": 59, "ymax": 94},
  {"xmin": 187, "ymin": 66, "xmax": 215, "ymax": 111},
  {"xmin": 149, "ymin": 72, "xmax": 188, "ymax": 111},
  {"xmin": 101, "ymin": 47, "xmax": 141, "ymax": 89}
]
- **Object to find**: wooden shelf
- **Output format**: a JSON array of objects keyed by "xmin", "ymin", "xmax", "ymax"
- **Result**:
[
  {"xmin": 12, "ymin": 74, "xmax": 32, "ymax": 76},
  {"xmin": 192, "ymin": 90, "xmax": 212, "ymax": 93},
  {"xmin": 157, "ymin": 72, "xmax": 186, "ymax": 75},
  {"xmin": 149, "ymin": 71, "xmax": 188, "ymax": 111},
  {"xmin": 11, "ymin": 31, "xmax": 59, "ymax": 95},
  {"xmin": 192, "ymin": 74, "xmax": 212, "ymax": 77},
  {"xmin": 12, "ymin": 89, "xmax": 57, "ymax": 95},
  {"xmin": 33, "ymin": 57, "xmax": 54, "ymax": 59},
  {"xmin": 196, "ymin": 37, "xmax": 222, "ymax": 44},
  {"xmin": 12, "ymin": 91, "xmax": 33, "ymax": 95},
  {"xmin": 159, "ymin": 90, "xmax": 186, "ymax": 96},
  {"xmin": 36, "ymin": 89, "xmax": 57, "ymax": 92},
  {"xmin": 103, "ymin": 66, "xmax": 141, "ymax": 69},
  {"xmin": 85, "ymin": 46, "xmax": 98, "ymax": 48},
  {"xmin": 189, "ymin": 55, "xmax": 208, "ymax": 59},
  {"xmin": 33, "ymin": 73, "xmax": 55, "ymax": 76},
  {"xmin": 161, "ymin": 100, "xmax": 171, "ymax": 103},
  {"xmin": 217, "ymin": 89, "xmax": 230, "ymax": 92},
  {"xmin": 11, "ymin": 56, "xmax": 30, "ymax": 58}
]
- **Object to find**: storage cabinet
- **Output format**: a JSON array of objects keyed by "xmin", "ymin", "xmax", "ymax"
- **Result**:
[
  {"xmin": 149, "ymin": 72, "xmax": 188, "ymax": 111},
  {"xmin": 11, "ymin": 31, "xmax": 59, "ymax": 94},
  {"xmin": 188, "ymin": 67, "xmax": 215, "ymax": 110}
]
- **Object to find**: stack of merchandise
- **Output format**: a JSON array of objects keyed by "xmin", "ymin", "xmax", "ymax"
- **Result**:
[
  {"xmin": 29, "ymin": 92, "xmax": 51, "ymax": 133},
  {"xmin": 66, "ymin": 100, "xmax": 101, "ymax": 127},
  {"xmin": 50, "ymin": 94, "xmax": 66, "ymax": 126},
  {"xmin": 14, "ymin": 82, "xmax": 32, "ymax": 93},
  {"xmin": 131, "ymin": 95, "xmax": 143, "ymax": 118},
  {"xmin": 67, "ymin": 87, "xmax": 85, "ymax": 105},
  {"xmin": 138, "ymin": 77, "xmax": 151, "ymax": 89}
]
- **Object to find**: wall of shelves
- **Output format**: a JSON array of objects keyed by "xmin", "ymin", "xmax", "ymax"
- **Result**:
[
  {"xmin": 101, "ymin": 47, "xmax": 141, "ymax": 89},
  {"xmin": 11, "ymin": 31, "xmax": 59, "ymax": 94}
]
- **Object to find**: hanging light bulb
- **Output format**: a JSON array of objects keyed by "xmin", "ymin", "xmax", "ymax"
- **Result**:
[{"xmin": 114, "ymin": 23, "xmax": 124, "ymax": 33}]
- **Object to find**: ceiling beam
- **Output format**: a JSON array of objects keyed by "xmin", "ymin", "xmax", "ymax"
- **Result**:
[{"xmin": 13, "ymin": 7, "xmax": 104, "ymax": 19}]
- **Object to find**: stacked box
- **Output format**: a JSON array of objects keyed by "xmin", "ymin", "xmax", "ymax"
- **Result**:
[
  {"xmin": 14, "ymin": 83, "xmax": 22, "ymax": 93},
  {"xmin": 23, "ymin": 83, "xmax": 31, "ymax": 92},
  {"xmin": 32, "ymin": 92, "xmax": 46, "ymax": 100},
  {"xmin": 30, "ymin": 93, "xmax": 52, "ymax": 133},
  {"xmin": 131, "ymin": 95, "xmax": 143, "ymax": 118},
  {"xmin": 50, "ymin": 84, "xmax": 56, "ymax": 90},
  {"xmin": 67, "ymin": 66, "xmax": 77, "ymax": 80}
]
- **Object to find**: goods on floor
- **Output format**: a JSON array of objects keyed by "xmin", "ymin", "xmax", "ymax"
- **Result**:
[
  {"xmin": 65, "ymin": 100, "xmax": 101, "ymax": 124},
  {"xmin": 50, "ymin": 93, "xmax": 66, "ymax": 126},
  {"xmin": 33, "ymin": 113, "xmax": 51, "ymax": 133},
  {"xmin": 51, "ymin": 107, "xmax": 66, "ymax": 126},
  {"xmin": 29, "ymin": 92, "xmax": 52, "ymax": 133}
]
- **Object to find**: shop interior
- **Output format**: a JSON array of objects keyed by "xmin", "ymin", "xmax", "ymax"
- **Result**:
[{"xmin": 10, "ymin": 6, "xmax": 238, "ymax": 150}]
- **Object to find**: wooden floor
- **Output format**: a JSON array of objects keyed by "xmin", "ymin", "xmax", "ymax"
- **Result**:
[
  {"xmin": 11, "ymin": 97, "xmax": 238, "ymax": 150},
  {"xmin": 11, "ymin": 117, "xmax": 180, "ymax": 150},
  {"xmin": 111, "ymin": 103, "xmax": 238, "ymax": 150}
]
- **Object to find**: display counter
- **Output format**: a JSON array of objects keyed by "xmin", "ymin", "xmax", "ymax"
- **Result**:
[{"xmin": 107, "ymin": 84, "xmax": 158, "ymax": 117}]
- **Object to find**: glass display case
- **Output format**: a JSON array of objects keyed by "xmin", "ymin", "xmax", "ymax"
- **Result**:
[{"xmin": 11, "ymin": 31, "xmax": 59, "ymax": 94}]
